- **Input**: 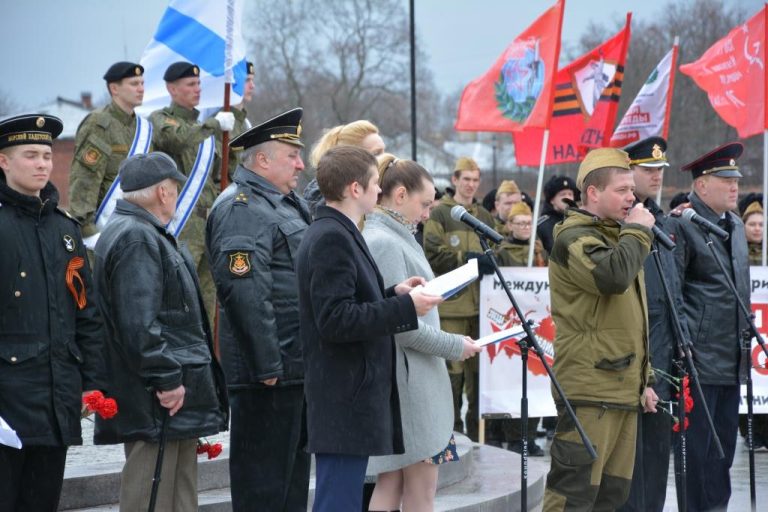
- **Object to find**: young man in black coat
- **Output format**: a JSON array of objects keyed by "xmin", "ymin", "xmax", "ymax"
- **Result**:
[
  {"xmin": 0, "ymin": 114, "xmax": 106, "ymax": 511},
  {"xmin": 296, "ymin": 146, "xmax": 443, "ymax": 511}
]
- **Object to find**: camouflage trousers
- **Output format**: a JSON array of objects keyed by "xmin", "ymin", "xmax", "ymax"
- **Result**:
[
  {"xmin": 179, "ymin": 220, "xmax": 216, "ymax": 330},
  {"xmin": 543, "ymin": 406, "xmax": 638, "ymax": 512}
]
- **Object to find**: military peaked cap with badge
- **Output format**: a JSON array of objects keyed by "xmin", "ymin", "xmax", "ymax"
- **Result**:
[
  {"xmin": 544, "ymin": 174, "xmax": 580, "ymax": 203},
  {"xmin": 576, "ymin": 147, "xmax": 631, "ymax": 191},
  {"xmin": 0, "ymin": 114, "xmax": 63, "ymax": 150},
  {"xmin": 163, "ymin": 61, "xmax": 200, "ymax": 82},
  {"xmin": 103, "ymin": 61, "xmax": 144, "ymax": 83},
  {"xmin": 230, "ymin": 107, "xmax": 304, "ymax": 150},
  {"xmin": 624, "ymin": 136, "xmax": 669, "ymax": 168},
  {"xmin": 682, "ymin": 142, "xmax": 743, "ymax": 180}
]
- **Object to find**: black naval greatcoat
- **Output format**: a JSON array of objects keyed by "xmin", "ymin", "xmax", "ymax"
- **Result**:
[{"xmin": 0, "ymin": 176, "xmax": 105, "ymax": 446}]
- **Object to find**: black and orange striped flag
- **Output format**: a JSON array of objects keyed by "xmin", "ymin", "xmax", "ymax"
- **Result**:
[{"xmin": 513, "ymin": 14, "xmax": 631, "ymax": 166}]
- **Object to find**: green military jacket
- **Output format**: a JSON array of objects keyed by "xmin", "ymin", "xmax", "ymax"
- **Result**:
[
  {"xmin": 224, "ymin": 106, "xmax": 248, "ymax": 181},
  {"xmin": 423, "ymin": 195, "xmax": 495, "ymax": 318},
  {"xmin": 495, "ymin": 238, "xmax": 546, "ymax": 267},
  {"xmin": 149, "ymin": 102, "xmax": 222, "ymax": 213},
  {"xmin": 749, "ymin": 242, "xmax": 761, "ymax": 265},
  {"xmin": 68, "ymin": 101, "xmax": 147, "ymax": 237},
  {"xmin": 493, "ymin": 216, "xmax": 509, "ymax": 237},
  {"xmin": 548, "ymin": 208, "xmax": 652, "ymax": 408}
]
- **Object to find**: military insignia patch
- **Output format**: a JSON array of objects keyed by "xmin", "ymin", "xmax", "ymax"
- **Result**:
[
  {"xmin": 84, "ymin": 147, "xmax": 101, "ymax": 166},
  {"xmin": 36, "ymin": 116, "xmax": 45, "ymax": 128},
  {"xmin": 652, "ymin": 144, "xmax": 663, "ymax": 160},
  {"xmin": 63, "ymin": 234, "xmax": 76, "ymax": 252},
  {"xmin": 164, "ymin": 118, "xmax": 180, "ymax": 127},
  {"xmin": 449, "ymin": 234, "xmax": 460, "ymax": 247},
  {"xmin": 229, "ymin": 252, "xmax": 251, "ymax": 276}
]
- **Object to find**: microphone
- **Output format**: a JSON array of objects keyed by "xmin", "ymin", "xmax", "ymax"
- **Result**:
[
  {"xmin": 650, "ymin": 225, "xmax": 676, "ymax": 251},
  {"xmin": 681, "ymin": 208, "xmax": 729, "ymax": 240},
  {"xmin": 450, "ymin": 205, "xmax": 504, "ymax": 244}
]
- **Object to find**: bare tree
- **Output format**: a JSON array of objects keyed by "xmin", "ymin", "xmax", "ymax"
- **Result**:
[{"xmin": 243, "ymin": 0, "xmax": 444, "ymax": 167}]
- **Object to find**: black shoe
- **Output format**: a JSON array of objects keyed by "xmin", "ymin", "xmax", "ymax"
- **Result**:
[
  {"xmin": 536, "ymin": 428, "xmax": 547, "ymax": 438},
  {"xmin": 529, "ymin": 442, "xmax": 545, "ymax": 456}
]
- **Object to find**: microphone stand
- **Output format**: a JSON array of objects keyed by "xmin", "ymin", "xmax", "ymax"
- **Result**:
[
  {"xmin": 702, "ymin": 231, "xmax": 768, "ymax": 512},
  {"xmin": 477, "ymin": 233, "xmax": 597, "ymax": 512},
  {"xmin": 650, "ymin": 241, "xmax": 724, "ymax": 512}
]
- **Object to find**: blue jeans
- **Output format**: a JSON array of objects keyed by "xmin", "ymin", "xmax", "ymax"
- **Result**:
[{"xmin": 313, "ymin": 453, "xmax": 369, "ymax": 512}]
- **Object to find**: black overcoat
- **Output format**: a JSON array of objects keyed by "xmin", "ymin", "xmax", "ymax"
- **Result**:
[{"xmin": 297, "ymin": 206, "xmax": 418, "ymax": 456}]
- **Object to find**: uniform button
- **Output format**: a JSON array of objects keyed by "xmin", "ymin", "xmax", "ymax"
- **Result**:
[
  {"xmin": 10, "ymin": 357, "xmax": 17, "ymax": 363},
  {"xmin": 14, "ymin": 291, "xmax": 21, "ymax": 297},
  {"xmin": 20, "ymin": 271, "xmax": 26, "ymax": 278}
]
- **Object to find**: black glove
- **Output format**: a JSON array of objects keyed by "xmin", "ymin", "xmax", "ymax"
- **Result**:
[{"xmin": 465, "ymin": 251, "xmax": 495, "ymax": 275}]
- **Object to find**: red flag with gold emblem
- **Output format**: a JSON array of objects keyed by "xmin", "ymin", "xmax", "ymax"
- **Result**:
[
  {"xmin": 512, "ymin": 15, "xmax": 632, "ymax": 166},
  {"xmin": 455, "ymin": 0, "xmax": 564, "ymax": 132},
  {"xmin": 679, "ymin": 6, "xmax": 766, "ymax": 139}
]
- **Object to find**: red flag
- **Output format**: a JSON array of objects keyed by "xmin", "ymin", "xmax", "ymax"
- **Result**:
[
  {"xmin": 512, "ymin": 15, "xmax": 632, "ymax": 166},
  {"xmin": 679, "ymin": 7, "xmax": 766, "ymax": 139},
  {"xmin": 455, "ymin": 0, "xmax": 564, "ymax": 132}
]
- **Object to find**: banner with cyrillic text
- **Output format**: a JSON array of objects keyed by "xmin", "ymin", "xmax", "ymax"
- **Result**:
[
  {"xmin": 740, "ymin": 266, "xmax": 768, "ymax": 414},
  {"xmin": 478, "ymin": 267, "xmax": 557, "ymax": 418}
]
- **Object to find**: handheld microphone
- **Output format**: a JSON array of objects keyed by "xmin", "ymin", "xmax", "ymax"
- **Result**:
[
  {"xmin": 681, "ymin": 208, "xmax": 729, "ymax": 240},
  {"xmin": 450, "ymin": 205, "xmax": 504, "ymax": 244}
]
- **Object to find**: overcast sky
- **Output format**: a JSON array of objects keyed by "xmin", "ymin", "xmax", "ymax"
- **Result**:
[{"xmin": 0, "ymin": 0, "xmax": 763, "ymax": 111}]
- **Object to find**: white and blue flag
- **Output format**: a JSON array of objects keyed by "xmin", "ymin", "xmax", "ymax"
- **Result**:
[{"xmin": 137, "ymin": 0, "xmax": 247, "ymax": 116}]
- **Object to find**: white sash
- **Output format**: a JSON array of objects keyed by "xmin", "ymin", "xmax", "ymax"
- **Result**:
[
  {"xmin": 167, "ymin": 135, "xmax": 216, "ymax": 237},
  {"xmin": 84, "ymin": 116, "xmax": 152, "ymax": 249}
]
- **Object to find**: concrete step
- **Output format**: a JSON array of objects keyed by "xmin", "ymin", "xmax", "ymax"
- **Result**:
[{"xmin": 62, "ymin": 435, "xmax": 545, "ymax": 511}]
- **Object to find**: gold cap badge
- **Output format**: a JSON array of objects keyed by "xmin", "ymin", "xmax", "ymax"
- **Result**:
[
  {"xmin": 36, "ymin": 117, "xmax": 45, "ymax": 128},
  {"xmin": 651, "ymin": 144, "xmax": 663, "ymax": 160},
  {"xmin": 193, "ymin": 66, "xmax": 199, "ymax": 76}
]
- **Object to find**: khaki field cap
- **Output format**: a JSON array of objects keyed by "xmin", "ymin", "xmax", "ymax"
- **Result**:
[
  {"xmin": 454, "ymin": 157, "xmax": 479, "ymax": 172},
  {"xmin": 496, "ymin": 179, "xmax": 520, "ymax": 198},
  {"xmin": 576, "ymin": 148, "xmax": 631, "ymax": 191},
  {"xmin": 507, "ymin": 201, "xmax": 532, "ymax": 221}
]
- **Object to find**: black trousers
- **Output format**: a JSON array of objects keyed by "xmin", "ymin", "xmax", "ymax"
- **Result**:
[
  {"xmin": 0, "ymin": 444, "xmax": 67, "ymax": 512},
  {"xmin": 675, "ymin": 384, "xmax": 739, "ymax": 512},
  {"xmin": 618, "ymin": 409, "xmax": 672, "ymax": 512},
  {"xmin": 229, "ymin": 385, "xmax": 310, "ymax": 512}
]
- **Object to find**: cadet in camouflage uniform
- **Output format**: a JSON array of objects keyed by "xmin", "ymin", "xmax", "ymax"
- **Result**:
[
  {"xmin": 423, "ymin": 157, "xmax": 495, "ymax": 442},
  {"xmin": 68, "ymin": 61, "xmax": 148, "ymax": 244},
  {"xmin": 149, "ymin": 61, "xmax": 234, "ymax": 325},
  {"xmin": 543, "ymin": 148, "xmax": 657, "ymax": 512},
  {"xmin": 221, "ymin": 61, "xmax": 255, "ymax": 182}
]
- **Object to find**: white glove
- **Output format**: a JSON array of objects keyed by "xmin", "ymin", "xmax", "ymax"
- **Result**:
[{"xmin": 214, "ymin": 111, "xmax": 235, "ymax": 131}]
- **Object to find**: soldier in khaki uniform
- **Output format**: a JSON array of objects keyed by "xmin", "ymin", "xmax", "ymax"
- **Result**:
[
  {"xmin": 492, "ymin": 179, "xmax": 522, "ymax": 235},
  {"xmin": 423, "ymin": 157, "xmax": 495, "ymax": 442},
  {"xmin": 69, "ymin": 61, "xmax": 148, "ymax": 244},
  {"xmin": 221, "ymin": 61, "xmax": 255, "ymax": 181},
  {"xmin": 543, "ymin": 148, "xmax": 657, "ymax": 511},
  {"xmin": 149, "ymin": 61, "xmax": 234, "ymax": 324}
]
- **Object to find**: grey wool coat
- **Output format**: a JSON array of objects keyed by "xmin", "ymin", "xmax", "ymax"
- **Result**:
[{"xmin": 363, "ymin": 211, "xmax": 464, "ymax": 474}]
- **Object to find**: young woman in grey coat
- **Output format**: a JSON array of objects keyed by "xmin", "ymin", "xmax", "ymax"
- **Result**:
[{"xmin": 363, "ymin": 154, "xmax": 481, "ymax": 511}]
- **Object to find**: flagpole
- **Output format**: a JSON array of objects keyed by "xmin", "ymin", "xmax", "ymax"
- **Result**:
[
  {"xmin": 527, "ymin": 0, "xmax": 565, "ymax": 268},
  {"xmin": 657, "ymin": 37, "xmax": 679, "ymax": 206},
  {"xmin": 527, "ymin": 129, "xmax": 550, "ymax": 269},
  {"xmin": 214, "ymin": 0, "xmax": 236, "ymax": 360}
]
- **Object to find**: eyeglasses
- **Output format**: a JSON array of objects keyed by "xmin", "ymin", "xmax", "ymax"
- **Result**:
[{"xmin": 511, "ymin": 221, "xmax": 532, "ymax": 227}]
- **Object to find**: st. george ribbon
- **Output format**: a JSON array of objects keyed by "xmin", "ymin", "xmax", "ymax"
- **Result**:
[
  {"xmin": 450, "ymin": 205, "xmax": 504, "ymax": 244},
  {"xmin": 681, "ymin": 208, "xmax": 729, "ymax": 240}
]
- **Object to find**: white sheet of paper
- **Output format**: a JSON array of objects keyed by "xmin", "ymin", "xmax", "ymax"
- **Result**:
[
  {"xmin": 476, "ymin": 326, "xmax": 531, "ymax": 347},
  {"xmin": 0, "ymin": 414, "xmax": 22, "ymax": 449},
  {"xmin": 421, "ymin": 258, "xmax": 479, "ymax": 299}
]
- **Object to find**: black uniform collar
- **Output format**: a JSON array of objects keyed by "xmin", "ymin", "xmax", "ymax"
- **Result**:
[
  {"xmin": 234, "ymin": 165, "xmax": 310, "ymax": 221},
  {"xmin": 690, "ymin": 190, "xmax": 729, "ymax": 224},
  {"xmin": 0, "ymin": 174, "xmax": 58, "ymax": 217}
]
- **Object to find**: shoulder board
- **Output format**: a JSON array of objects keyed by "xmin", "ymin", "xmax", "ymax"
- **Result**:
[
  {"xmin": 233, "ymin": 191, "xmax": 249, "ymax": 205},
  {"xmin": 56, "ymin": 206, "xmax": 82, "ymax": 225},
  {"xmin": 537, "ymin": 214, "xmax": 550, "ymax": 225}
]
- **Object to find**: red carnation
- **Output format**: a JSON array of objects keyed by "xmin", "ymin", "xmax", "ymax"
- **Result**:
[
  {"xmin": 207, "ymin": 443, "xmax": 223, "ymax": 460},
  {"xmin": 197, "ymin": 441, "xmax": 210, "ymax": 455},
  {"xmin": 83, "ymin": 390, "xmax": 105, "ymax": 410},
  {"xmin": 673, "ymin": 417, "xmax": 690, "ymax": 432},
  {"xmin": 97, "ymin": 398, "xmax": 118, "ymax": 419}
]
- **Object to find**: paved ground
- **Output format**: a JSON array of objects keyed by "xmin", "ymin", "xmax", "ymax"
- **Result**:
[{"xmin": 68, "ymin": 418, "xmax": 766, "ymax": 511}]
